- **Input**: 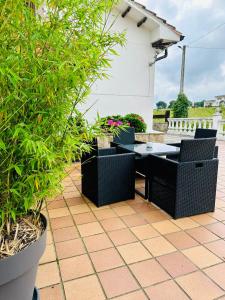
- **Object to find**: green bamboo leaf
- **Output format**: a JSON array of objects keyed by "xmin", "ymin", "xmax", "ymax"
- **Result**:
[
  {"xmin": 14, "ymin": 165, "xmax": 22, "ymax": 176},
  {"xmin": 0, "ymin": 139, "xmax": 6, "ymax": 150}
]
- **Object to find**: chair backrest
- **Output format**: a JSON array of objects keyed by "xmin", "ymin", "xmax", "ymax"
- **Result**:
[
  {"xmin": 194, "ymin": 128, "xmax": 217, "ymax": 139},
  {"xmin": 113, "ymin": 127, "xmax": 135, "ymax": 145},
  {"xmin": 179, "ymin": 138, "xmax": 216, "ymax": 162}
]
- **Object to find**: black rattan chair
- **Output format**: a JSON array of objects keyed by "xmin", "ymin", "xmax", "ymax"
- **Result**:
[
  {"xmin": 81, "ymin": 148, "xmax": 135, "ymax": 207},
  {"xmin": 148, "ymin": 138, "xmax": 218, "ymax": 219},
  {"xmin": 110, "ymin": 127, "xmax": 144, "ymax": 147},
  {"xmin": 167, "ymin": 128, "xmax": 218, "ymax": 159}
]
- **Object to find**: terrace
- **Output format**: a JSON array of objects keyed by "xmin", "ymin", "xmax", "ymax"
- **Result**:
[{"xmin": 37, "ymin": 137, "xmax": 225, "ymax": 300}]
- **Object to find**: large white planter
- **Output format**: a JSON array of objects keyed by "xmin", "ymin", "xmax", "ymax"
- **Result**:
[{"xmin": 98, "ymin": 131, "xmax": 165, "ymax": 148}]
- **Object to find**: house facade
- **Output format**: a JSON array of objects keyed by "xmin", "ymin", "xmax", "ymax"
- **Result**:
[
  {"xmin": 204, "ymin": 95, "xmax": 225, "ymax": 107},
  {"xmin": 79, "ymin": 0, "xmax": 183, "ymax": 130}
]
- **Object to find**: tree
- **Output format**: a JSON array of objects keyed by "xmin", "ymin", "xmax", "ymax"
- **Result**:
[
  {"xmin": 173, "ymin": 93, "xmax": 190, "ymax": 118},
  {"xmin": 168, "ymin": 100, "xmax": 176, "ymax": 109},
  {"xmin": 156, "ymin": 101, "xmax": 167, "ymax": 109}
]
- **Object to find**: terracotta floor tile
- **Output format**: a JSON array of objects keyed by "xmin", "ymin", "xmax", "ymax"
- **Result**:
[
  {"xmin": 87, "ymin": 202, "xmax": 110, "ymax": 210},
  {"xmin": 186, "ymin": 226, "xmax": 219, "ymax": 244},
  {"xmin": 206, "ymin": 222, "xmax": 225, "ymax": 238},
  {"xmin": 50, "ymin": 215, "xmax": 73, "ymax": 230},
  {"xmin": 110, "ymin": 201, "xmax": 129, "ymax": 208},
  {"xmin": 143, "ymin": 236, "xmax": 176, "ymax": 257},
  {"xmin": 209, "ymin": 209, "xmax": 225, "ymax": 221},
  {"xmin": 152, "ymin": 220, "xmax": 181, "ymax": 235},
  {"xmin": 94, "ymin": 208, "xmax": 117, "ymax": 220},
  {"xmin": 73, "ymin": 212, "xmax": 97, "ymax": 225},
  {"xmin": 39, "ymin": 284, "xmax": 64, "ymax": 300},
  {"xmin": 130, "ymin": 259, "xmax": 170, "ymax": 287},
  {"xmin": 112, "ymin": 206, "xmax": 136, "ymax": 217},
  {"xmin": 36, "ymin": 262, "xmax": 60, "ymax": 288},
  {"xmin": 53, "ymin": 226, "xmax": 79, "ymax": 242},
  {"xmin": 121, "ymin": 214, "xmax": 148, "ymax": 227},
  {"xmin": 55, "ymin": 238, "xmax": 86, "ymax": 259},
  {"xmin": 48, "ymin": 207, "xmax": 70, "ymax": 219},
  {"xmin": 46, "ymin": 230, "xmax": 53, "ymax": 245},
  {"xmin": 130, "ymin": 224, "xmax": 159, "ymax": 240},
  {"xmin": 165, "ymin": 231, "xmax": 199, "ymax": 250},
  {"xmin": 157, "ymin": 251, "xmax": 197, "ymax": 278},
  {"xmin": 77, "ymin": 221, "xmax": 104, "ymax": 237},
  {"xmin": 117, "ymin": 242, "xmax": 152, "ymax": 264},
  {"xmin": 171, "ymin": 217, "xmax": 199, "ymax": 230},
  {"xmin": 83, "ymin": 233, "xmax": 113, "ymax": 252},
  {"xmin": 40, "ymin": 244, "xmax": 56, "ymax": 264},
  {"xmin": 191, "ymin": 214, "xmax": 217, "ymax": 225},
  {"xmin": 176, "ymin": 271, "xmax": 224, "ymax": 300},
  {"xmin": 205, "ymin": 263, "xmax": 225, "ymax": 290},
  {"xmin": 59, "ymin": 254, "xmax": 94, "ymax": 281},
  {"xmin": 47, "ymin": 199, "xmax": 67, "ymax": 209},
  {"xmin": 90, "ymin": 248, "xmax": 125, "ymax": 272},
  {"xmin": 205, "ymin": 239, "xmax": 225, "ymax": 259},
  {"xmin": 215, "ymin": 199, "xmax": 225, "ymax": 209},
  {"xmin": 141, "ymin": 210, "xmax": 170, "ymax": 223},
  {"xmin": 113, "ymin": 290, "xmax": 147, "ymax": 300},
  {"xmin": 69, "ymin": 203, "xmax": 91, "ymax": 214},
  {"xmin": 145, "ymin": 280, "xmax": 189, "ymax": 300},
  {"xmin": 108, "ymin": 228, "xmax": 137, "ymax": 246},
  {"xmin": 182, "ymin": 245, "xmax": 222, "ymax": 268},
  {"xmin": 130, "ymin": 202, "xmax": 157, "ymax": 213},
  {"xmin": 64, "ymin": 275, "xmax": 105, "ymax": 300},
  {"xmin": 100, "ymin": 217, "xmax": 126, "ymax": 232},
  {"xmin": 98, "ymin": 266, "xmax": 139, "ymax": 298},
  {"xmin": 63, "ymin": 191, "xmax": 81, "ymax": 199},
  {"xmin": 66, "ymin": 196, "xmax": 85, "ymax": 206}
]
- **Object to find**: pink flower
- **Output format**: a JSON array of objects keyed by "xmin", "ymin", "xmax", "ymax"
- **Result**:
[
  {"xmin": 117, "ymin": 121, "xmax": 123, "ymax": 126},
  {"xmin": 107, "ymin": 119, "xmax": 114, "ymax": 125}
]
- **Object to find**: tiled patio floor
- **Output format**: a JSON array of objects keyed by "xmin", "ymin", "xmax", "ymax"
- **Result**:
[{"xmin": 37, "ymin": 139, "xmax": 225, "ymax": 300}]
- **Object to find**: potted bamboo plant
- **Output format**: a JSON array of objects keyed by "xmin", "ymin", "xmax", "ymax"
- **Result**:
[{"xmin": 0, "ymin": 1, "xmax": 124, "ymax": 299}]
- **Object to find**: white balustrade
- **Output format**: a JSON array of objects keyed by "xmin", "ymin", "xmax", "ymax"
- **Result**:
[
  {"xmin": 218, "ymin": 120, "xmax": 225, "ymax": 140},
  {"xmin": 168, "ymin": 117, "xmax": 214, "ymax": 136}
]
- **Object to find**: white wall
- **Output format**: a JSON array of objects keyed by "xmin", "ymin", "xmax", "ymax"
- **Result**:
[{"xmin": 79, "ymin": 12, "xmax": 156, "ymax": 131}]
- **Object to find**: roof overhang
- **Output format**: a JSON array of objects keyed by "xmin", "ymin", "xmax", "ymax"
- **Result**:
[{"xmin": 116, "ymin": 0, "xmax": 184, "ymax": 51}]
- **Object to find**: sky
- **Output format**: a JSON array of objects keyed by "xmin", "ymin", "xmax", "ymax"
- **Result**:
[{"xmin": 139, "ymin": 0, "xmax": 225, "ymax": 104}]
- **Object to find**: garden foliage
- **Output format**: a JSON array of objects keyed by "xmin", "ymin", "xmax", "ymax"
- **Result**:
[
  {"xmin": 101, "ymin": 113, "xmax": 147, "ymax": 133},
  {"xmin": 0, "ymin": 0, "xmax": 125, "ymax": 228}
]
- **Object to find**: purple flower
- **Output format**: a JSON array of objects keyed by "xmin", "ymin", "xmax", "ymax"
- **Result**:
[{"xmin": 117, "ymin": 121, "xmax": 123, "ymax": 126}]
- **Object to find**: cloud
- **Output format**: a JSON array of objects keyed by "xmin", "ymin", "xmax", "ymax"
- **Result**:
[{"xmin": 142, "ymin": 0, "xmax": 225, "ymax": 102}]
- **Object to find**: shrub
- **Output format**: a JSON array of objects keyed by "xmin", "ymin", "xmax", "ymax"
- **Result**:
[
  {"xmin": 173, "ymin": 93, "xmax": 190, "ymax": 118},
  {"xmin": 156, "ymin": 101, "xmax": 167, "ymax": 109},
  {"xmin": 100, "ymin": 115, "xmax": 128, "ymax": 132},
  {"xmin": 124, "ymin": 114, "xmax": 147, "ymax": 133},
  {"xmin": 0, "ymin": 0, "xmax": 124, "ymax": 242}
]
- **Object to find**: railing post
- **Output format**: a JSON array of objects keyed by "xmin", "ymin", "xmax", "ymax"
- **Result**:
[{"xmin": 212, "ymin": 109, "xmax": 222, "ymax": 130}]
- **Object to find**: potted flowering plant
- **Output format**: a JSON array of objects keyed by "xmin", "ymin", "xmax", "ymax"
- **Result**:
[{"xmin": 0, "ymin": 1, "xmax": 124, "ymax": 299}]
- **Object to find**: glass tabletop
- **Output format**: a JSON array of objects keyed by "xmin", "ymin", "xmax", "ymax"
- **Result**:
[{"xmin": 118, "ymin": 142, "xmax": 180, "ymax": 156}]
